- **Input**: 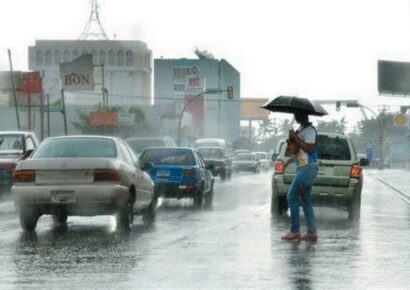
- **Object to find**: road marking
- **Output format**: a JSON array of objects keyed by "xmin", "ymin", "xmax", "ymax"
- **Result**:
[{"xmin": 377, "ymin": 177, "xmax": 410, "ymax": 205}]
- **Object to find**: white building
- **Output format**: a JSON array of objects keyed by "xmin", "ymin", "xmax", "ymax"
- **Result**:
[{"xmin": 28, "ymin": 40, "xmax": 152, "ymax": 106}]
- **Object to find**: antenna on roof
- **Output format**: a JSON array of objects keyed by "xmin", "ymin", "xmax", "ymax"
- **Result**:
[{"xmin": 78, "ymin": 0, "xmax": 109, "ymax": 40}]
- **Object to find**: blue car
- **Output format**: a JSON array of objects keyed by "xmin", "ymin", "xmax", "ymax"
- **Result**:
[{"xmin": 139, "ymin": 147, "xmax": 214, "ymax": 208}]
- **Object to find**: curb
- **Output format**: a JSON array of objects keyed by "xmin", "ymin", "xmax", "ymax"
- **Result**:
[{"xmin": 377, "ymin": 177, "xmax": 410, "ymax": 204}]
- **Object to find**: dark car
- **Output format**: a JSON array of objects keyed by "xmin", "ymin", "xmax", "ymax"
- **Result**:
[
  {"xmin": 140, "ymin": 147, "xmax": 214, "ymax": 208},
  {"xmin": 0, "ymin": 131, "xmax": 38, "ymax": 200},
  {"xmin": 197, "ymin": 146, "xmax": 232, "ymax": 180}
]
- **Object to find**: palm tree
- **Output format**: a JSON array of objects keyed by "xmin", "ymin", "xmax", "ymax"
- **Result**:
[{"xmin": 257, "ymin": 118, "xmax": 274, "ymax": 141}]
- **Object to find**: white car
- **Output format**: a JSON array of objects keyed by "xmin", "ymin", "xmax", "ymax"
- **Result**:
[
  {"xmin": 12, "ymin": 135, "xmax": 156, "ymax": 232},
  {"xmin": 252, "ymin": 151, "xmax": 270, "ymax": 171}
]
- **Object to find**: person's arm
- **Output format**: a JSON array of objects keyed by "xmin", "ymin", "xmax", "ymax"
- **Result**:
[{"xmin": 289, "ymin": 129, "xmax": 315, "ymax": 153}]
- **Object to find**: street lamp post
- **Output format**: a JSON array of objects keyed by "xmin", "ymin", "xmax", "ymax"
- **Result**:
[
  {"xmin": 177, "ymin": 87, "xmax": 233, "ymax": 146},
  {"xmin": 346, "ymin": 101, "xmax": 384, "ymax": 169}
]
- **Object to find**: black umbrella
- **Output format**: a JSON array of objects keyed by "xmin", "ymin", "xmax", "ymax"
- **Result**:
[{"xmin": 261, "ymin": 95, "xmax": 328, "ymax": 116}]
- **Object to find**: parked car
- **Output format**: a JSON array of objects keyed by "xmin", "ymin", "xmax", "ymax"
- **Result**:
[
  {"xmin": 0, "ymin": 131, "xmax": 39, "ymax": 200},
  {"xmin": 140, "ymin": 147, "xmax": 214, "ymax": 208},
  {"xmin": 197, "ymin": 146, "xmax": 232, "ymax": 180},
  {"xmin": 271, "ymin": 133, "xmax": 369, "ymax": 221},
  {"xmin": 126, "ymin": 136, "xmax": 176, "ymax": 156},
  {"xmin": 12, "ymin": 135, "xmax": 156, "ymax": 232},
  {"xmin": 252, "ymin": 151, "xmax": 270, "ymax": 171},
  {"xmin": 233, "ymin": 153, "xmax": 261, "ymax": 173}
]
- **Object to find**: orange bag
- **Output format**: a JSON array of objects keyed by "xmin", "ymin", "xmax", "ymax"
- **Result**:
[{"xmin": 287, "ymin": 138, "xmax": 300, "ymax": 155}]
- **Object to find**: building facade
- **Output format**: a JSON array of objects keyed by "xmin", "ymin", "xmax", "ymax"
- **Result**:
[
  {"xmin": 28, "ymin": 40, "xmax": 152, "ymax": 106},
  {"xmin": 154, "ymin": 58, "xmax": 240, "ymax": 143}
]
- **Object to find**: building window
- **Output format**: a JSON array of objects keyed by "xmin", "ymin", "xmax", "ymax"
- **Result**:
[
  {"xmin": 72, "ymin": 49, "xmax": 80, "ymax": 59},
  {"xmin": 173, "ymin": 84, "xmax": 185, "ymax": 92},
  {"xmin": 54, "ymin": 49, "xmax": 61, "ymax": 65},
  {"xmin": 45, "ymin": 50, "xmax": 52, "ymax": 66},
  {"xmin": 63, "ymin": 49, "xmax": 71, "ymax": 62},
  {"xmin": 36, "ymin": 50, "xmax": 43, "ymax": 65},
  {"xmin": 117, "ymin": 50, "xmax": 124, "ymax": 66},
  {"xmin": 126, "ymin": 50, "xmax": 133, "ymax": 66},
  {"xmin": 173, "ymin": 67, "xmax": 192, "ymax": 80},
  {"xmin": 108, "ymin": 50, "xmax": 115, "ymax": 66},
  {"xmin": 99, "ymin": 50, "xmax": 106, "ymax": 65}
]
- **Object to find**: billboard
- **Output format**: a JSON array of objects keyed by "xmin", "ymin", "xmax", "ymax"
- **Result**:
[
  {"xmin": 60, "ymin": 54, "xmax": 94, "ymax": 91},
  {"xmin": 88, "ymin": 112, "xmax": 117, "ymax": 127},
  {"xmin": 240, "ymin": 98, "xmax": 269, "ymax": 119},
  {"xmin": 21, "ymin": 72, "xmax": 42, "ymax": 93},
  {"xmin": 378, "ymin": 60, "xmax": 410, "ymax": 95},
  {"xmin": 185, "ymin": 75, "xmax": 205, "ymax": 136}
]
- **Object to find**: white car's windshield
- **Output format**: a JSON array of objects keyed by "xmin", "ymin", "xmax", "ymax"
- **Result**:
[{"xmin": 0, "ymin": 135, "xmax": 24, "ymax": 154}]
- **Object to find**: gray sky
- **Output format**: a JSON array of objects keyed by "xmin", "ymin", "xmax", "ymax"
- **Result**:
[{"xmin": 1, "ymin": 0, "xmax": 410, "ymax": 114}]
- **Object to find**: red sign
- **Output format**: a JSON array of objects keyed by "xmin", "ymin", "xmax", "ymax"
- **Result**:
[
  {"xmin": 21, "ymin": 72, "xmax": 42, "ymax": 93},
  {"xmin": 88, "ymin": 112, "xmax": 118, "ymax": 127}
]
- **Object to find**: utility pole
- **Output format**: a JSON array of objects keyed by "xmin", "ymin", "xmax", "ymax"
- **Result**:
[{"xmin": 8, "ymin": 49, "xmax": 20, "ymax": 130}]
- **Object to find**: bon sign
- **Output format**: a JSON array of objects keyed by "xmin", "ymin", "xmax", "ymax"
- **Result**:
[{"xmin": 59, "ymin": 54, "xmax": 94, "ymax": 91}]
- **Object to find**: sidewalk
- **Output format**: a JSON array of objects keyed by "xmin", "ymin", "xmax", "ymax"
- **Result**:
[{"xmin": 367, "ymin": 169, "xmax": 410, "ymax": 203}]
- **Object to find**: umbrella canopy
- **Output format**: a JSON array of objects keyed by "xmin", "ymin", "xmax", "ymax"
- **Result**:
[{"xmin": 261, "ymin": 95, "xmax": 328, "ymax": 116}]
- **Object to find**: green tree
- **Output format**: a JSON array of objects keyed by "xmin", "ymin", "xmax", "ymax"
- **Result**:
[
  {"xmin": 316, "ymin": 117, "xmax": 347, "ymax": 135},
  {"xmin": 257, "ymin": 118, "xmax": 274, "ymax": 141}
]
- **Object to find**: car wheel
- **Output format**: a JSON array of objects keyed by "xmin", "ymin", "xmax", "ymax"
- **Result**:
[
  {"xmin": 117, "ymin": 198, "xmax": 134, "ymax": 231},
  {"xmin": 220, "ymin": 171, "xmax": 226, "ymax": 181},
  {"xmin": 19, "ymin": 207, "xmax": 39, "ymax": 232},
  {"xmin": 193, "ymin": 185, "xmax": 204, "ymax": 207},
  {"xmin": 142, "ymin": 197, "xmax": 157, "ymax": 226},
  {"xmin": 52, "ymin": 210, "xmax": 68, "ymax": 226},
  {"xmin": 271, "ymin": 194, "xmax": 287, "ymax": 218},
  {"xmin": 348, "ymin": 193, "xmax": 361, "ymax": 221},
  {"xmin": 204, "ymin": 184, "xmax": 214, "ymax": 210}
]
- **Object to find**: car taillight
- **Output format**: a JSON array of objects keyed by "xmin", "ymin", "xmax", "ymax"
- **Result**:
[
  {"xmin": 13, "ymin": 170, "xmax": 35, "ymax": 182},
  {"xmin": 182, "ymin": 168, "xmax": 196, "ymax": 177},
  {"xmin": 94, "ymin": 169, "xmax": 121, "ymax": 182},
  {"xmin": 274, "ymin": 160, "xmax": 285, "ymax": 174},
  {"xmin": 350, "ymin": 164, "xmax": 362, "ymax": 179}
]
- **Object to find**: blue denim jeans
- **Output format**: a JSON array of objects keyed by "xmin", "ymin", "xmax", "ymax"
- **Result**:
[{"xmin": 287, "ymin": 164, "xmax": 319, "ymax": 234}]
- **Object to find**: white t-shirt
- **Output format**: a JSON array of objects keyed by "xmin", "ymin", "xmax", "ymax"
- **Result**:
[{"xmin": 295, "ymin": 124, "xmax": 316, "ymax": 166}]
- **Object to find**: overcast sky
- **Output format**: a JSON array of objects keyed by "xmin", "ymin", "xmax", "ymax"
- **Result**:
[{"xmin": 1, "ymin": 0, "xmax": 410, "ymax": 114}]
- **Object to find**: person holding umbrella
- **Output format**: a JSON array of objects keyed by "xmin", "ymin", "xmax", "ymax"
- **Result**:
[{"xmin": 262, "ymin": 96, "xmax": 327, "ymax": 241}]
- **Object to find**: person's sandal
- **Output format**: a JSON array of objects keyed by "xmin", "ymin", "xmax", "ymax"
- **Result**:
[
  {"xmin": 300, "ymin": 233, "xmax": 318, "ymax": 242},
  {"xmin": 281, "ymin": 232, "xmax": 301, "ymax": 241}
]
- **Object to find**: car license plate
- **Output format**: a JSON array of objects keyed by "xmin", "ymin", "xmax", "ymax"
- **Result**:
[
  {"xmin": 156, "ymin": 170, "xmax": 170, "ymax": 177},
  {"xmin": 51, "ymin": 191, "xmax": 75, "ymax": 203}
]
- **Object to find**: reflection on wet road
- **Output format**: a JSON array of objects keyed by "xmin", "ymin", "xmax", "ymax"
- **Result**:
[{"xmin": 0, "ymin": 170, "xmax": 409, "ymax": 289}]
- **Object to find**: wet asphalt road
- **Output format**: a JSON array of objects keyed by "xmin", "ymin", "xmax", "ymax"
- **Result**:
[{"xmin": 0, "ymin": 169, "xmax": 409, "ymax": 289}]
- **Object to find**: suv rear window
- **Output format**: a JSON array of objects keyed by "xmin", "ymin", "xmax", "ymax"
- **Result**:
[
  {"xmin": 317, "ymin": 135, "xmax": 351, "ymax": 160},
  {"xmin": 284, "ymin": 135, "xmax": 351, "ymax": 161}
]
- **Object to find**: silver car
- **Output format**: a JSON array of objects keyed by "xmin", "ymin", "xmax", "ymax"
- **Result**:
[{"xmin": 12, "ymin": 135, "xmax": 156, "ymax": 232}]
